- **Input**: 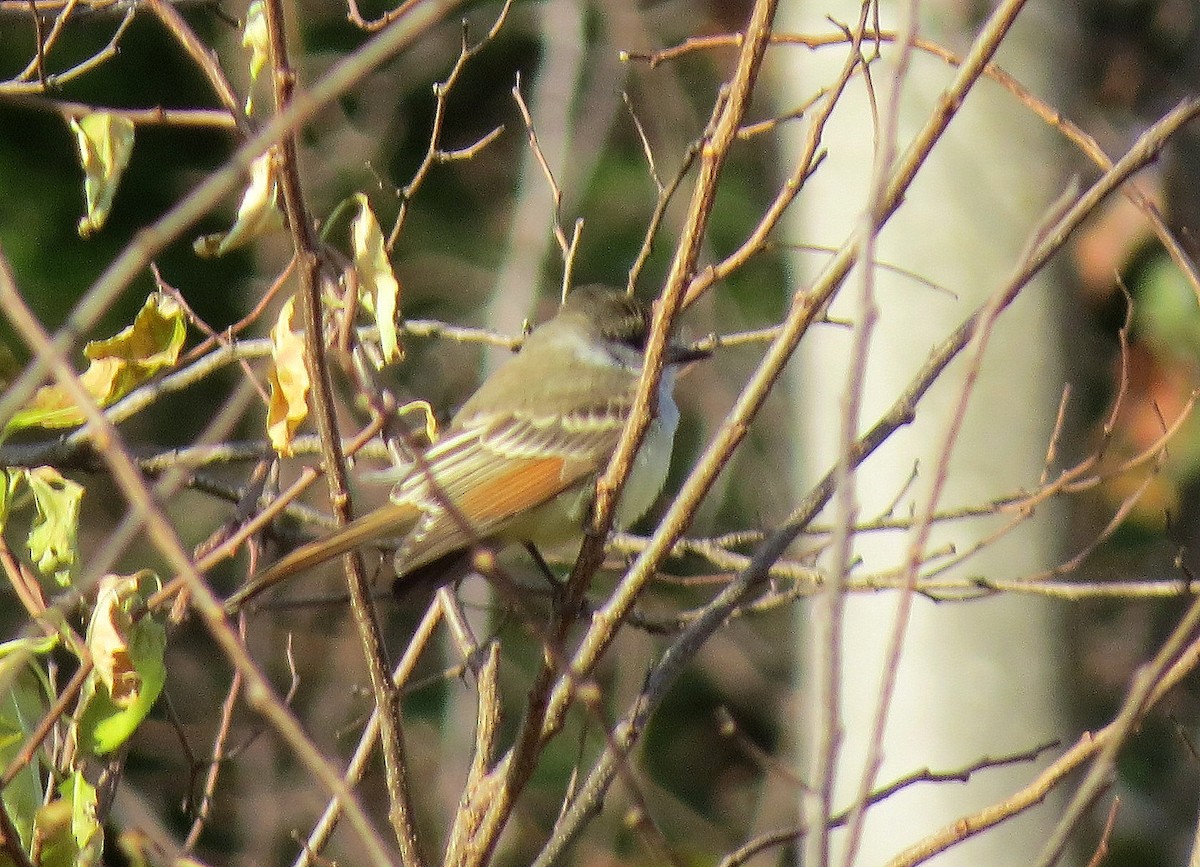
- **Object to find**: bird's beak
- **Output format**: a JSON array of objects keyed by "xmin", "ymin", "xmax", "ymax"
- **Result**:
[{"xmin": 665, "ymin": 341, "xmax": 712, "ymax": 366}]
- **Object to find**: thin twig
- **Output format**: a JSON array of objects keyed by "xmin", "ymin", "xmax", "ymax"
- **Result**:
[
  {"xmin": 3, "ymin": 3, "xmax": 133, "ymax": 94},
  {"xmin": 0, "ymin": 0, "xmax": 473, "ymax": 433},
  {"xmin": 482, "ymin": 5, "xmax": 784, "ymax": 862},
  {"xmin": 1, "ymin": 94, "xmax": 238, "ymax": 128},
  {"xmin": 716, "ymin": 742, "xmax": 1057, "ymax": 867},
  {"xmin": 145, "ymin": 0, "xmax": 249, "ymax": 134},
  {"xmin": 386, "ymin": 1, "xmax": 512, "ymax": 249},
  {"xmin": 635, "ymin": 27, "xmax": 1200, "ymax": 309},
  {"xmin": 294, "ymin": 596, "xmax": 445, "ymax": 867},
  {"xmin": 261, "ymin": 0, "xmax": 421, "ymax": 857},
  {"xmin": 0, "ymin": 797, "xmax": 35, "ymax": 867},
  {"xmin": 0, "ymin": 249, "xmax": 397, "ymax": 867},
  {"xmin": 182, "ymin": 667, "xmax": 243, "ymax": 851},
  {"xmin": 813, "ymin": 6, "xmax": 881, "ymax": 861}
]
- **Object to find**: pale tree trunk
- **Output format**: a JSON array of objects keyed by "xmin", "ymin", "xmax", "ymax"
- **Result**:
[{"xmin": 769, "ymin": 1, "xmax": 1075, "ymax": 864}]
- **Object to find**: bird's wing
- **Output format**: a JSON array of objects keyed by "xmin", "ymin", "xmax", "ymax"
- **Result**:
[{"xmin": 391, "ymin": 404, "xmax": 628, "ymax": 573}]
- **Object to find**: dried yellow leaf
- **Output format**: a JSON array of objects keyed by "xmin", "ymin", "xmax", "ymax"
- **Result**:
[
  {"xmin": 193, "ymin": 152, "xmax": 282, "ymax": 257},
  {"xmin": 267, "ymin": 296, "xmax": 310, "ymax": 455},
  {"xmin": 350, "ymin": 193, "xmax": 403, "ymax": 366},
  {"xmin": 8, "ymin": 293, "xmax": 186, "ymax": 431}
]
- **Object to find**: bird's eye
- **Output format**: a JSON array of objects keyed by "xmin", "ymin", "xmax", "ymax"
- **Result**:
[{"xmin": 622, "ymin": 331, "xmax": 647, "ymax": 351}]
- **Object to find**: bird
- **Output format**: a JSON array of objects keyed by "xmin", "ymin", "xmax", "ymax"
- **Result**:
[{"xmin": 225, "ymin": 285, "xmax": 708, "ymax": 613}]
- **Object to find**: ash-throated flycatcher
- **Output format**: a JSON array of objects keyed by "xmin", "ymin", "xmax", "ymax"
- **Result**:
[{"xmin": 225, "ymin": 285, "xmax": 708, "ymax": 613}]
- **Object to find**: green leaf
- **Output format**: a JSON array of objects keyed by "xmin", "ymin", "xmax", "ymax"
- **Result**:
[
  {"xmin": 35, "ymin": 771, "xmax": 101, "ymax": 867},
  {"xmin": 0, "ymin": 468, "xmax": 23, "ymax": 532},
  {"xmin": 0, "ymin": 654, "xmax": 52, "ymax": 855},
  {"xmin": 82, "ymin": 616, "xmax": 166, "ymax": 755},
  {"xmin": 77, "ymin": 573, "xmax": 166, "ymax": 755},
  {"xmin": 242, "ymin": 0, "xmax": 269, "ymax": 115},
  {"xmin": 24, "ymin": 467, "xmax": 83, "ymax": 587},
  {"xmin": 1135, "ymin": 255, "xmax": 1200, "ymax": 361},
  {"xmin": 70, "ymin": 112, "xmax": 135, "ymax": 238},
  {"xmin": 7, "ymin": 293, "xmax": 186, "ymax": 431}
]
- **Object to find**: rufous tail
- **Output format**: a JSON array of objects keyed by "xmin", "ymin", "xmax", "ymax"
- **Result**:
[{"xmin": 224, "ymin": 501, "xmax": 421, "ymax": 614}]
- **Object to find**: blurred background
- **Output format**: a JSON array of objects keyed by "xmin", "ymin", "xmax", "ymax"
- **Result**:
[{"xmin": 2, "ymin": 0, "xmax": 1200, "ymax": 864}]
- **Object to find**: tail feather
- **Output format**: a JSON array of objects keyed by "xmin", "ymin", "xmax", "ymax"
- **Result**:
[{"xmin": 224, "ymin": 501, "xmax": 421, "ymax": 614}]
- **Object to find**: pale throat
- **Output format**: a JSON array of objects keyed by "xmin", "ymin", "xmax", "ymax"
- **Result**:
[{"xmin": 509, "ymin": 328, "xmax": 682, "ymax": 543}]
